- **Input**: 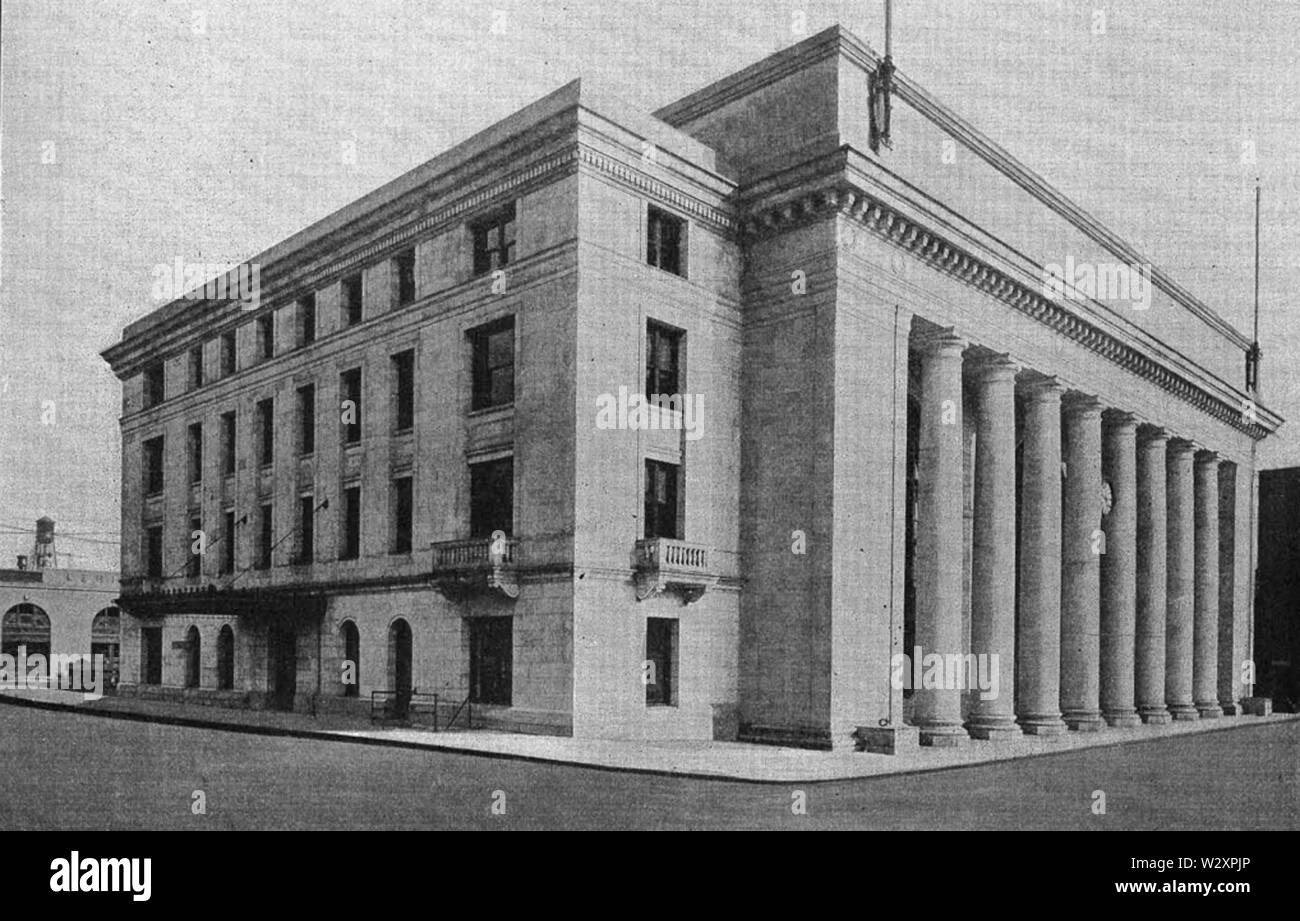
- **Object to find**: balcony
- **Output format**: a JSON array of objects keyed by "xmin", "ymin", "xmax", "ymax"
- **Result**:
[
  {"xmin": 633, "ymin": 538, "xmax": 717, "ymax": 603},
  {"xmin": 431, "ymin": 536, "xmax": 520, "ymax": 601}
]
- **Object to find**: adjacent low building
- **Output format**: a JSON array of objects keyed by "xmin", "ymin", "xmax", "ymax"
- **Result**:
[
  {"xmin": 0, "ymin": 520, "xmax": 121, "ymax": 690},
  {"xmin": 102, "ymin": 25, "xmax": 1281, "ymax": 748}
]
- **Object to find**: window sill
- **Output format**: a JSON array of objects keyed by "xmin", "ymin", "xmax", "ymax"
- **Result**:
[{"xmin": 467, "ymin": 403, "xmax": 514, "ymax": 419}]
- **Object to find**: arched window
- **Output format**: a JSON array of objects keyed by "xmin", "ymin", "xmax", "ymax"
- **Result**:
[
  {"xmin": 216, "ymin": 625, "xmax": 234, "ymax": 691},
  {"xmin": 184, "ymin": 625, "xmax": 201, "ymax": 689},
  {"xmin": 90, "ymin": 606, "xmax": 121, "ymax": 690},
  {"xmin": 2, "ymin": 603, "xmax": 51, "ymax": 659},
  {"xmin": 340, "ymin": 621, "xmax": 360, "ymax": 698},
  {"xmin": 388, "ymin": 619, "xmax": 412, "ymax": 717}
]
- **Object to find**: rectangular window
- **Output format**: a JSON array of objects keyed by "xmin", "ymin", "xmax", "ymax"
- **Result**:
[
  {"xmin": 141, "ymin": 627, "xmax": 163, "ymax": 685},
  {"xmin": 221, "ymin": 510, "xmax": 236, "ymax": 574},
  {"xmin": 340, "ymin": 368, "xmax": 362, "ymax": 444},
  {"xmin": 394, "ymin": 248, "xmax": 416, "ymax": 305},
  {"xmin": 143, "ymin": 436, "xmax": 164, "ymax": 497},
  {"xmin": 390, "ymin": 476, "xmax": 413, "ymax": 554},
  {"xmin": 644, "ymin": 460, "xmax": 680, "ymax": 540},
  {"xmin": 470, "ymin": 316, "xmax": 514, "ymax": 411},
  {"xmin": 187, "ymin": 516, "xmax": 202, "ymax": 578},
  {"xmin": 647, "ymin": 206, "xmax": 685, "ymax": 276},
  {"xmin": 646, "ymin": 321, "xmax": 682, "ymax": 397},
  {"xmin": 257, "ymin": 314, "xmax": 274, "ymax": 360},
  {"xmin": 144, "ymin": 525, "xmax": 163, "ymax": 578},
  {"xmin": 342, "ymin": 273, "xmax": 363, "ymax": 326},
  {"xmin": 189, "ymin": 346, "xmax": 204, "ymax": 390},
  {"xmin": 469, "ymin": 617, "xmax": 512, "ymax": 706},
  {"xmin": 221, "ymin": 331, "xmax": 237, "ymax": 377},
  {"xmin": 298, "ymin": 495, "xmax": 314, "ymax": 564},
  {"xmin": 391, "ymin": 349, "xmax": 415, "ymax": 432},
  {"xmin": 221, "ymin": 411, "xmax": 236, "ymax": 475},
  {"xmin": 645, "ymin": 618, "xmax": 678, "ymax": 707},
  {"xmin": 187, "ymin": 422, "xmax": 203, "ymax": 485},
  {"xmin": 299, "ymin": 293, "xmax": 316, "ymax": 346},
  {"xmin": 143, "ymin": 363, "xmax": 165, "ymax": 409},
  {"xmin": 258, "ymin": 503, "xmax": 273, "ymax": 570},
  {"xmin": 472, "ymin": 205, "xmax": 516, "ymax": 276},
  {"xmin": 340, "ymin": 486, "xmax": 361, "ymax": 560},
  {"xmin": 257, "ymin": 398, "xmax": 274, "ymax": 466},
  {"xmin": 297, "ymin": 384, "xmax": 316, "ymax": 455},
  {"xmin": 470, "ymin": 457, "xmax": 513, "ymax": 539}
]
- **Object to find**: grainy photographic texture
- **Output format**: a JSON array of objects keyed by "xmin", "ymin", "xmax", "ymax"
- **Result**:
[{"xmin": 0, "ymin": 0, "xmax": 1297, "ymax": 839}]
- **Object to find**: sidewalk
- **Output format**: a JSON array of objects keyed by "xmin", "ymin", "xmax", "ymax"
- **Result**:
[{"xmin": 2, "ymin": 688, "xmax": 1294, "ymax": 783}]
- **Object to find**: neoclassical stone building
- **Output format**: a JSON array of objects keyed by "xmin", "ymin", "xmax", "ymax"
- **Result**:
[{"xmin": 103, "ymin": 25, "xmax": 1280, "ymax": 748}]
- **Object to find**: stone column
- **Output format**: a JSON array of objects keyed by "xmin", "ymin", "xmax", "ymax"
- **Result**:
[
  {"xmin": 967, "ymin": 355, "xmax": 1019, "ymax": 740},
  {"xmin": 1100, "ymin": 411, "xmax": 1141, "ymax": 727},
  {"xmin": 912, "ymin": 330, "xmax": 968, "ymax": 747},
  {"xmin": 1135, "ymin": 426, "xmax": 1170, "ymax": 723},
  {"xmin": 1165, "ymin": 438, "xmax": 1198, "ymax": 720},
  {"xmin": 1194, "ymin": 451, "xmax": 1223, "ymax": 718},
  {"xmin": 1016, "ymin": 375, "xmax": 1067, "ymax": 736},
  {"xmin": 1060, "ymin": 393, "xmax": 1105, "ymax": 731}
]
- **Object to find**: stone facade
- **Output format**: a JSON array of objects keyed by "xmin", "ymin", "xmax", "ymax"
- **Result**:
[{"xmin": 102, "ymin": 26, "xmax": 1279, "ymax": 748}]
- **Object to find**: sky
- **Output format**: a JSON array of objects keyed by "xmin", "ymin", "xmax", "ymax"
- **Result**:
[{"xmin": 1, "ymin": 0, "xmax": 1297, "ymax": 571}]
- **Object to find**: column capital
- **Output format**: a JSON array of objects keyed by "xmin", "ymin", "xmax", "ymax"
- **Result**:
[
  {"xmin": 914, "ymin": 327, "xmax": 968, "ymax": 356},
  {"xmin": 1167, "ymin": 437, "xmax": 1198, "ymax": 457},
  {"xmin": 1017, "ymin": 371, "xmax": 1064, "ymax": 402},
  {"xmin": 966, "ymin": 351, "xmax": 1020, "ymax": 383},
  {"xmin": 1194, "ymin": 449, "xmax": 1221, "ymax": 468},
  {"xmin": 1062, "ymin": 390, "xmax": 1104, "ymax": 417},
  {"xmin": 1103, "ymin": 408, "xmax": 1139, "ymax": 430},
  {"xmin": 1137, "ymin": 423, "xmax": 1169, "ymax": 444}
]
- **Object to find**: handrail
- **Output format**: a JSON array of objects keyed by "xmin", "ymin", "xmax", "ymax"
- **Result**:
[
  {"xmin": 444, "ymin": 694, "xmax": 473, "ymax": 731},
  {"xmin": 370, "ymin": 689, "xmax": 438, "ymax": 724}
]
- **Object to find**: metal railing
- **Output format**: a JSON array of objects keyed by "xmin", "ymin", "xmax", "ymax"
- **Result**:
[
  {"xmin": 369, "ymin": 689, "xmax": 439, "ymax": 725},
  {"xmin": 368, "ymin": 690, "xmax": 476, "ymax": 731},
  {"xmin": 444, "ymin": 694, "xmax": 474, "ymax": 731}
]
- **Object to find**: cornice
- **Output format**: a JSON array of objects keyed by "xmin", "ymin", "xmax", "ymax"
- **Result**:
[
  {"xmin": 105, "ymin": 139, "xmax": 737, "ymax": 377},
  {"xmin": 575, "ymin": 147, "xmax": 737, "ymax": 234},
  {"xmin": 655, "ymin": 24, "xmax": 1252, "ymax": 351},
  {"xmin": 738, "ymin": 179, "xmax": 1281, "ymax": 442}
]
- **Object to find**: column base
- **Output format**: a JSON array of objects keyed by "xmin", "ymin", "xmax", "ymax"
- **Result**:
[
  {"xmin": 1017, "ymin": 714, "xmax": 1067, "ymax": 736},
  {"xmin": 1218, "ymin": 702, "xmax": 1239, "ymax": 716},
  {"xmin": 1102, "ymin": 709, "xmax": 1142, "ymax": 728},
  {"xmin": 1138, "ymin": 705, "xmax": 1171, "ymax": 725},
  {"xmin": 1167, "ymin": 703, "xmax": 1200, "ymax": 721},
  {"xmin": 1241, "ymin": 697, "xmax": 1273, "ymax": 716},
  {"xmin": 918, "ymin": 723, "xmax": 967, "ymax": 748},
  {"xmin": 1195, "ymin": 702, "xmax": 1223, "ymax": 719},
  {"xmin": 966, "ymin": 718, "xmax": 1020, "ymax": 742},
  {"xmin": 1063, "ymin": 711, "xmax": 1106, "ymax": 732}
]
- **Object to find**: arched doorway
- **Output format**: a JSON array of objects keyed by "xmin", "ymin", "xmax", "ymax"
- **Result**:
[
  {"xmin": 216, "ymin": 625, "xmax": 234, "ymax": 691},
  {"xmin": 388, "ymin": 619, "xmax": 412, "ymax": 718},
  {"xmin": 184, "ymin": 625, "xmax": 201, "ymax": 689},
  {"xmin": 340, "ymin": 620, "xmax": 360, "ymax": 698},
  {"xmin": 2, "ymin": 603, "xmax": 51, "ymax": 660},
  {"xmin": 90, "ymin": 606, "xmax": 121, "ymax": 690},
  {"xmin": 267, "ymin": 623, "xmax": 297, "ymax": 711}
]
